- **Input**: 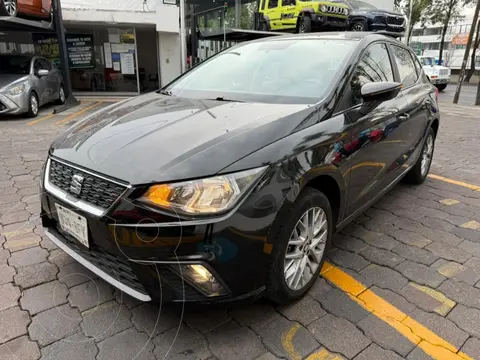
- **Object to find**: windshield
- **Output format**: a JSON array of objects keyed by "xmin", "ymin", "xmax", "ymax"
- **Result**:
[
  {"xmin": 0, "ymin": 55, "xmax": 31, "ymax": 74},
  {"xmin": 420, "ymin": 57, "xmax": 435, "ymax": 66},
  {"xmin": 164, "ymin": 39, "xmax": 356, "ymax": 104},
  {"xmin": 350, "ymin": 0, "xmax": 377, "ymax": 9}
]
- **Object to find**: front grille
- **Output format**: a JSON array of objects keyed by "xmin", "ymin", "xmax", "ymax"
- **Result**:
[
  {"xmin": 439, "ymin": 69, "xmax": 449, "ymax": 76},
  {"xmin": 57, "ymin": 228, "xmax": 148, "ymax": 295},
  {"xmin": 325, "ymin": 5, "xmax": 345, "ymax": 14},
  {"xmin": 49, "ymin": 159, "xmax": 126, "ymax": 210},
  {"xmin": 387, "ymin": 15, "xmax": 405, "ymax": 26}
]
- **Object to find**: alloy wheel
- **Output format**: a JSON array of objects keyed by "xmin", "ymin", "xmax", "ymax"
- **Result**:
[
  {"xmin": 31, "ymin": 95, "xmax": 38, "ymax": 116},
  {"xmin": 4, "ymin": 0, "xmax": 16, "ymax": 16},
  {"xmin": 284, "ymin": 207, "xmax": 328, "ymax": 291},
  {"xmin": 59, "ymin": 87, "xmax": 65, "ymax": 103},
  {"xmin": 299, "ymin": 22, "xmax": 306, "ymax": 33},
  {"xmin": 421, "ymin": 134, "xmax": 434, "ymax": 176},
  {"xmin": 352, "ymin": 23, "xmax": 364, "ymax": 31}
]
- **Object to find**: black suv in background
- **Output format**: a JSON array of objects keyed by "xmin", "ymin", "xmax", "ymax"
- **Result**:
[{"xmin": 341, "ymin": 0, "xmax": 405, "ymax": 32}]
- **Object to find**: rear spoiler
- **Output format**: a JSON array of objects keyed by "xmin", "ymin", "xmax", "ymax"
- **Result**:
[{"xmin": 374, "ymin": 30, "xmax": 405, "ymax": 39}]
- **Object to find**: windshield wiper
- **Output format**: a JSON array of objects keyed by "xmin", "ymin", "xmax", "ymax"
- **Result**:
[{"xmin": 209, "ymin": 96, "xmax": 244, "ymax": 102}]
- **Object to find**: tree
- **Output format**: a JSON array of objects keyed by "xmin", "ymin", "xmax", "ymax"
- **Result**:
[
  {"xmin": 453, "ymin": 0, "xmax": 479, "ymax": 104},
  {"xmin": 403, "ymin": 0, "xmax": 430, "ymax": 44},
  {"xmin": 465, "ymin": 19, "xmax": 480, "ymax": 82},
  {"xmin": 423, "ymin": 0, "xmax": 473, "ymax": 64}
]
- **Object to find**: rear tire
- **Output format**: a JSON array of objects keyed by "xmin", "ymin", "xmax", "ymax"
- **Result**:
[
  {"xmin": 436, "ymin": 84, "xmax": 447, "ymax": 91},
  {"xmin": 27, "ymin": 92, "xmax": 39, "ymax": 118},
  {"xmin": 298, "ymin": 16, "xmax": 312, "ymax": 33},
  {"xmin": 0, "ymin": 0, "xmax": 17, "ymax": 16},
  {"xmin": 403, "ymin": 127, "xmax": 435, "ymax": 185},
  {"xmin": 266, "ymin": 188, "xmax": 333, "ymax": 304}
]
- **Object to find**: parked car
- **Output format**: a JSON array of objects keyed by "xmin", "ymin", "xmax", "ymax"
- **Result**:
[
  {"xmin": 418, "ymin": 55, "xmax": 451, "ymax": 91},
  {"xmin": 341, "ymin": 0, "xmax": 405, "ymax": 33},
  {"xmin": 40, "ymin": 32, "xmax": 439, "ymax": 304},
  {"xmin": 256, "ymin": 0, "xmax": 350, "ymax": 33},
  {"xmin": 0, "ymin": 0, "xmax": 52, "ymax": 19},
  {"xmin": 0, "ymin": 54, "xmax": 65, "ymax": 118}
]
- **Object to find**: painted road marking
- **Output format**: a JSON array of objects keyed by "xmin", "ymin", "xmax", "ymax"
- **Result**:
[
  {"xmin": 320, "ymin": 262, "xmax": 472, "ymax": 360},
  {"xmin": 55, "ymin": 101, "xmax": 103, "ymax": 126},
  {"xmin": 282, "ymin": 324, "xmax": 344, "ymax": 360},
  {"xmin": 428, "ymin": 174, "xmax": 480, "ymax": 192},
  {"xmin": 27, "ymin": 113, "xmax": 56, "ymax": 126},
  {"xmin": 439, "ymin": 198, "xmax": 460, "ymax": 206},
  {"xmin": 409, "ymin": 283, "xmax": 456, "ymax": 316},
  {"xmin": 460, "ymin": 220, "xmax": 480, "ymax": 230}
]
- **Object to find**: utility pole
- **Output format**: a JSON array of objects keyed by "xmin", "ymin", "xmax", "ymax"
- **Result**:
[
  {"xmin": 404, "ymin": 0, "xmax": 414, "ymax": 45},
  {"xmin": 52, "ymin": 0, "xmax": 79, "ymax": 113},
  {"xmin": 453, "ymin": 0, "xmax": 480, "ymax": 104},
  {"xmin": 179, "ymin": 0, "xmax": 187, "ymax": 74}
]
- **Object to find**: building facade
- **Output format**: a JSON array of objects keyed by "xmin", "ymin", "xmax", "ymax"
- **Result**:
[{"xmin": 0, "ymin": 0, "xmax": 181, "ymax": 95}]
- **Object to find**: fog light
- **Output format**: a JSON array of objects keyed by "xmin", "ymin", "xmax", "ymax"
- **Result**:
[{"xmin": 181, "ymin": 264, "xmax": 227, "ymax": 297}]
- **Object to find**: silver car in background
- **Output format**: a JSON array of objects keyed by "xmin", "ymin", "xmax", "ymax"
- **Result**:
[{"xmin": 0, "ymin": 54, "xmax": 65, "ymax": 118}]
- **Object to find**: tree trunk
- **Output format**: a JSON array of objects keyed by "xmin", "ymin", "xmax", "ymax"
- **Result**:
[
  {"xmin": 408, "ymin": 23, "xmax": 414, "ymax": 45},
  {"xmin": 439, "ymin": 2, "xmax": 454, "ymax": 65},
  {"xmin": 438, "ymin": 23, "xmax": 448, "ymax": 65},
  {"xmin": 454, "ymin": 0, "xmax": 480, "ymax": 104},
  {"xmin": 465, "ymin": 20, "xmax": 480, "ymax": 83}
]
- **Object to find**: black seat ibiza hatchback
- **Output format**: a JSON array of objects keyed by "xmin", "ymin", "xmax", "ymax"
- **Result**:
[{"xmin": 40, "ymin": 32, "xmax": 439, "ymax": 304}]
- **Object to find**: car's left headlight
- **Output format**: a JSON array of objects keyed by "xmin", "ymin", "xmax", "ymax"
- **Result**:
[
  {"xmin": 320, "ymin": 4, "xmax": 327, "ymax": 12},
  {"xmin": 139, "ymin": 166, "xmax": 268, "ymax": 215},
  {"xmin": 6, "ymin": 83, "xmax": 26, "ymax": 96}
]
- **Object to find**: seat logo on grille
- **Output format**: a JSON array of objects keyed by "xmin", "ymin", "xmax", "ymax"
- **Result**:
[{"xmin": 70, "ymin": 174, "xmax": 84, "ymax": 195}]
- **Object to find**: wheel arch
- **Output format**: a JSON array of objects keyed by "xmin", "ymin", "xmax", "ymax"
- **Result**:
[{"xmin": 431, "ymin": 117, "xmax": 439, "ymax": 138}]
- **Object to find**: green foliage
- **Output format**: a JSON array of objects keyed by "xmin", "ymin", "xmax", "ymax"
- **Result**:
[{"xmin": 423, "ymin": 0, "xmax": 472, "ymax": 27}]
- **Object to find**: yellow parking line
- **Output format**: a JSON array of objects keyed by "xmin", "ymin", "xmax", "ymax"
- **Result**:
[
  {"xmin": 321, "ymin": 262, "xmax": 472, "ymax": 360},
  {"xmin": 55, "ymin": 101, "xmax": 103, "ymax": 126},
  {"xmin": 27, "ymin": 113, "xmax": 55, "ymax": 126},
  {"xmin": 428, "ymin": 174, "xmax": 480, "ymax": 192}
]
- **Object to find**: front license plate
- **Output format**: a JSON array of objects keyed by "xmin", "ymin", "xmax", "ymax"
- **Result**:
[{"xmin": 55, "ymin": 204, "xmax": 89, "ymax": 248}]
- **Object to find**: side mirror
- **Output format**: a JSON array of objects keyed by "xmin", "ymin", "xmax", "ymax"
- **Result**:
[
  {"xmin": 37, "ymin": 69, "xmax": 49, "ymax": 77},
  {"xmin": 359, "ymin": 81, "xmax": 402, "ymax": 115}
]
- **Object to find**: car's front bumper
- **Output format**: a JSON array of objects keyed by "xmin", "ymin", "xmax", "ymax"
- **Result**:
[
  {"xmin": 40, "ymin": 157, "xmax": 285, "ymax": 303},
  {"xmin": 429, "ymin": 76, "xmax": 450, "ymax": 85},
  {"xmin": 0, "ymin": 92, "xmax": 30, "ymax": 115}
]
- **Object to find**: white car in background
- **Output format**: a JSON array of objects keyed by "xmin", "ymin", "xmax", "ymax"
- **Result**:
[{"xmin": 418, "ymin": 56, "xmax": 451, "ymax": 91}]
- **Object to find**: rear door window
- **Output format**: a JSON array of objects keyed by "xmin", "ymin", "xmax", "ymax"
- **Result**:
[{"xmin": 391, "ymin": 45, "xmax": 418, "ymax": 88}]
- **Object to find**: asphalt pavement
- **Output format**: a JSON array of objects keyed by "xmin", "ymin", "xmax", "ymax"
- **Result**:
[{"xmin": 439, "ymin": 83, "xmax": 479, "ymax": 106}]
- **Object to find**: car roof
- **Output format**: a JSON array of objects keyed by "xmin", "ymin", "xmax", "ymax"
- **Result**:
[{"xmin": 250, "ymin": 31, "xmax": 405, "ymax": 46}]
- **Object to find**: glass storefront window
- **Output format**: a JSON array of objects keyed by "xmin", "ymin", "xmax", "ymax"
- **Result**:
[{"xmin": 66, "ymin": 26, "xmax": 138, "ymax": 94}]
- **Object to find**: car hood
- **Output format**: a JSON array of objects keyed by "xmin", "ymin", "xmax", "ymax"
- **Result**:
[
  {"xmin": 351, "ymin": 9, "xmax": 403, "ymax": 17},
  {"xmin": 50, "ymin": 93, "xmax": 314, "ymax": 185},
  {"xmin": 0, "ymin": 74, "xmax": 28, "ymax": 91}
]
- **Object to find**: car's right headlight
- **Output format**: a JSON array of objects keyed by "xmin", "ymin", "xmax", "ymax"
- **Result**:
[
  {"xmin": 320, "ymin": 4, "xmax": 327, "ymax": 12},
  {"xmin": 6, "ymin": 83, "xmax": 26, "ymax": 96},
  {"xmin": 139, "ymin": 166, "xmax": 268, "ymax": 215}
]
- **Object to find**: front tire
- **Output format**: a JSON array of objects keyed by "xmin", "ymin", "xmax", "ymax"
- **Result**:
[
  {"xmin": 436, "ymin": 84, "xmax": 447, "ymax": 91},
  {"xmin": 350, "ymin": 21, "xmax": 367, "ymax": 31},
  {"xmin": 0, "ymin": 0, "xmax": 17, "ymax": 16},
  {"xmin": 403, "ymin": 127, "xmax": 435, "ymax": 184},
  {"xmin": 266, "ymin": 188, "xmax": 333, "ymax": 304},
  {"xmin": 27, "ymin": 92, "xmax": 39, "ymax": 118},
  {"xmin": 298, "ymin": 16, "xmax": 312, "ymax": 33},
  {"xmin": 57, "ymin": 84, "xmax": 66, "ymax": 105}
]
